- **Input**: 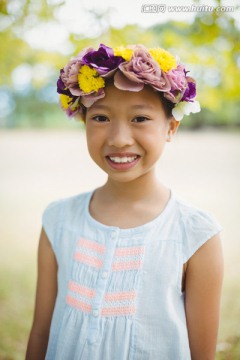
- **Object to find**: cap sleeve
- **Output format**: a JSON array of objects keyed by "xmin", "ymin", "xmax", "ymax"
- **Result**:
[
  {"xmin": 42, "ymin": 200, "xmax": 64, "ymax": 251},
  {"xmin": 182, "ymin": 208, "xmax": 223, "ymax": 263}
]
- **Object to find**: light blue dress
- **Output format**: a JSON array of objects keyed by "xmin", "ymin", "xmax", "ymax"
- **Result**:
[{"xmin": 42, "ymin": 190, "xmax": 222, "ymax": 359}]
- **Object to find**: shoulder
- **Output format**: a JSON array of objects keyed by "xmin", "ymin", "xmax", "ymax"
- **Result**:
[
  {"xmin": 42, "ymin": 190, "xmax": 91, "ymax": 248},
  {"xmin": 173, "ymin": 194, "xmax": 222, "ymax": 230},
  {"xmin": 43, "ymin": 190, "xmax": 90, "ymax": 220},
  {"xmin": 172, "ymin": 195, "xmax": 223, "ymax": 263}
]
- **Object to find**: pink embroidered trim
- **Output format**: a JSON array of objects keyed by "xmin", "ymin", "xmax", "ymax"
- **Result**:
[
  {"xmin": 74, "ymin": 252, "xmax": 103, "ymax": 269},
  {"xmin": 68, "ymin": 281, "xmax": 96, "ymax": 298},
  {"xmin": 115, "ymin": 246, "xmax": 145, "ymax": 257},
  {"xmin": 78, "ymin": 238, "xmax": 105, "ymax": 254},
  {"xmin": 66, "ymin": 295, "xmax": 92, "ymax": 313},
  {"xmin": 67, "ymin": 284, "xmax": 137, "ymax": 316},
  {"xmin": 104, "ymin": 291, "xmax": 136, "ymax": 302},
  {"xmin": 101, "ymin": 306, "xmax": 136, "ymax": 317},
  {"xmin": 112, "ymin": 260, "xmax": 143, "ymax": 271}
]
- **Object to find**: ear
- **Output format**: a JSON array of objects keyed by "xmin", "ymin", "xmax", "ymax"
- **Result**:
[{"xmin": 166, "ymin": 117, "xmax": 180, "ymax": 142}]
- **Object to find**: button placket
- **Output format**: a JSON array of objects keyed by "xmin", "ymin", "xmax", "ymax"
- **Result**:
[
  {"xmin": 102, "ymin": 271, "xmax": 108, "ymax": 279},
  {"xmin": 110, "ymin": 230, "xmax": 118, "ymax": 239},
  {"xmin": 92, "ymin": 309, "xmax": 99, "ymax": 317},
  {"xmin": 87, "ymin": 228, "xmax": 119, "ymax": 344}
]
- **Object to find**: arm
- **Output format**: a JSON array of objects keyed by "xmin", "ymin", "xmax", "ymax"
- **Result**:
[
  {"xmin": 185, "ymin": 234, "xmax": 224, "ymax": 360},
  {"xmin": 26, "ymin": 228, "xmax": 58, "ymax": 360}
]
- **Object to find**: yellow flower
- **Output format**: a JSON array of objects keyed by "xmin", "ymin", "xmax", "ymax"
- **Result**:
[
  {"xmin": 60, "ymin": 94, "xmax": 79, "ymax": 112},
  {"xmin": 149, "ymin": 48, "xmax": 177, "ymax": 72},
  {"xmin": 78, "ymin": 65, "xmax": 105, "ymax": 93},
  {"xmin": 59, "ymin": 94, "xmax": 72, "ymax": 110},
  {"xmin": 114, "ymin": 46, "xmax": 133, "ymax": 61}
]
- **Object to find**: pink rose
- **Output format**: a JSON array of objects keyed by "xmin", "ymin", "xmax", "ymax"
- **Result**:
[
  {"xmin": 163, "ymin": 64, "xmax": 188, "ymax": 103},
  {"xmin": 81, "ymin": 89, "xmax": 105, "ymax": 107},
  {"xmin": 167, "ymin": 64, "xmax": 187, "ymax": 91},
  {"xmin": 114, "ymin": 45, "xmax": 171, "ymax": 92}
]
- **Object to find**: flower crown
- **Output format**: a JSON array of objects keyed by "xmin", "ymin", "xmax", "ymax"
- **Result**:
[{"xmin": 57, "ymin": 43, "xmax": 200, "ymax": 121}]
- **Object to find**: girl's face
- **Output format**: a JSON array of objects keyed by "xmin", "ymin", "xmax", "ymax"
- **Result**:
[{"xmin": 85, "ymin": 84, "xmax": 179, "ymax": 184}]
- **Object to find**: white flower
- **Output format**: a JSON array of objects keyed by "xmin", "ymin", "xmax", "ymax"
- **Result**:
[{"xmin": 172, "ymin": 101, "xmax": 201, "ymax": 121}]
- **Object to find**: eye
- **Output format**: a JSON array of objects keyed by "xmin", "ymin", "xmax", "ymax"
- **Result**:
[
  {"xmin": 91, "ymin": 115, "xmax": 109, "ymax": 122},
  {"xmin": 132, "ymin": 116, "xmax": 150, "ymax": 123}
]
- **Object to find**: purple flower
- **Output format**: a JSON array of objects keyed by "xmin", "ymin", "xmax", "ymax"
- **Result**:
[
  {"xmin": 82, "ymin": 44, "xmax": 125, "ymax": 76},
  {"xmin": 57, "ymin": 69, "xmax": 73, "ymax": 96},
  {"xmin": 115, "ymin": 45, "xmax": 171, "ymax": 92},
  {"xmin": 181, "ymin": 78, "xmax": 196, "ymax": 102}
]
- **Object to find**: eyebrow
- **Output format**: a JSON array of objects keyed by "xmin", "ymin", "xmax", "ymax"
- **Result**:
[
  {"xmin": 88, "ymin": 104, "xmax": 155, "ymax": 111},
  {"xmin": 88, "ymin": 104, "xmax": 111, "ymax": 111},
  {"xmin": 130, "ymin": 104, "xmax": 155, "ymax": 110}
]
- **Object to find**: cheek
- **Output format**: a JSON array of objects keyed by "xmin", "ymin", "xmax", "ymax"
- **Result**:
[
  {"xmin": 140, "ymin": 127, "xmax": 168, "ymax": 158},
  {"xmin": 140, "ymin": 125, "xmax": 168, "ymax": 145},
  {"xmin": 86, "ymin": 135, "xmax": 98, "ymax": 156},
  {"xmin": 86, "ymin": 127, "xmax": 105, "ymax": 163}
]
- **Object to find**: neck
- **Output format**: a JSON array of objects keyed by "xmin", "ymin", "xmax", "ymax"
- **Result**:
[{"xmin": 99, "ymin": 170, "xmax": 167, "ymax": 203}]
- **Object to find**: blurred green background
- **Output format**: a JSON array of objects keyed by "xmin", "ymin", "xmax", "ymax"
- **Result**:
[
  {"xmin": 0, "ymin": 0, "xmax": 240, "ymax": 358},
  {"xmin": 1, "ymin": 0, "xmax": 240, "ymax": 130}
]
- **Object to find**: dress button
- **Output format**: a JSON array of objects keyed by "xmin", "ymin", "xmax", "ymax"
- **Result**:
[
  {"xmin": 92, "ymin": 309, "xmax": 99, "ymax": 317},
  {"xmin": 111, "ymin": 230, "xmax": 117, "ymax": 239},
  {"xmin": 102, "ymin": 271, "xmax": 108, "ymax": 279}
]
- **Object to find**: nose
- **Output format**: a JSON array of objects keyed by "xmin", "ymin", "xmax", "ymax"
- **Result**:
[{"xmin": 107, "ymin": 121, "xmax": 134, "ymax": 148}]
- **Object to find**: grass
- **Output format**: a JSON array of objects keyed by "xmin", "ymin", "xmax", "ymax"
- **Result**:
[
  {"xmin": 216, "ymin": 280, "xmax": 240, "ymax": 359},
  {"xmin": 217, "ymin": 337, "xmax": 240, "ymax": 359},
  {"xmin": 0, "ymin": 261, "xmax": 36, "ymax": 359}
]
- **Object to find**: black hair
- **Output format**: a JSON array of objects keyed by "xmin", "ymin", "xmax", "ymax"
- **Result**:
[{"xmin": 158, "ymin": 92, "xmax": 175, "ymax": 119}]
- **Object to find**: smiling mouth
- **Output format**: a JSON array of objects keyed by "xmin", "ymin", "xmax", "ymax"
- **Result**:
[
  {"xmin": 105, "ymin": 154, "xmax": 141, "ymax": 170},
  {"xmin": 107, "ymin": 155, "xmax": 138, "ymax": 164}
]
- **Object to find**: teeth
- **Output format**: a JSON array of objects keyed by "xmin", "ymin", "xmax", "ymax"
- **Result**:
[{"xmin": 109, "ymin": 156, "xmax": 138, "ymax": 163}]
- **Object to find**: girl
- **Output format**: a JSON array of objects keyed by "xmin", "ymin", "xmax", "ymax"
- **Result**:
[{"xmin": 26, "ymin": 44, "xmax": 223, "ymax": 360}]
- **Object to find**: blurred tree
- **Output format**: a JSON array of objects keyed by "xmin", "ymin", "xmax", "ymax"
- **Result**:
[
  {"xmin": 150, "ymin": 5, "xmax": 240, "ymax": 126},
  {"xmin": 0, "ymin": 0, "xmax": 239, "ymax": 128},
  {"xmin": 0, "ymin": 0, "xmax": 66, "ymax": 84}
]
